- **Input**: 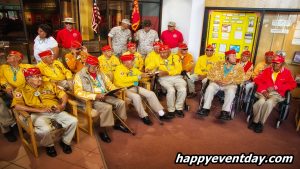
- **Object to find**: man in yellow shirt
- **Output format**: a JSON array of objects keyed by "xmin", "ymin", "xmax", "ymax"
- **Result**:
[
  {"xmin": 0, "ymin": 51, "xmax": 33, "ymax": 96},
  {"xmin": 197, "ymin": 50, "xmax": 244, "ymax": 120},
  {"xmin": 146, "ymin": 45, "xmax": 187, "ymax": 117},
  {"xmin": 252, "ymin": 51, "xmax": 274, "ymax": 78},
  {"xmin": 73, "ymin": 55, "xmax": 128, "ymax": 143},
  {"xmin": 11, "ymin": 67, "xmax": 78, "ymax": 157},
  {"xmin": 177, "ymin": 43, "xmax": 195, "ymax": 97},
  {"xmin": 123, "ymin": 42, "xmax": 144, "ymax": 71},
  {"xmin": 114, "ymin": 54, "xmax": 174, "ymax": 125},
  {"xmin": 63, "ymin": 41, "xmax": 89, "ymax": 73},
  {"xmin": 98, "ymin": 45, "xmax": 120, "ymax": 81},
  {"xmin": 37, "ymin": 50, "xmax": 73, "ymax": 91},
  {"xmin": 0, "ymin": 51, "xmax": 32, "ymax": 142},
  {"xmin": 144, "ymin": 42, "xmax": 161, "ymax": 70}
]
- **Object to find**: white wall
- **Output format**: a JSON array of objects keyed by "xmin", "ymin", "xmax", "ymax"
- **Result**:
[{"xmin": 161, "ymin": 0, "xmax": 205, "ymax": 60}]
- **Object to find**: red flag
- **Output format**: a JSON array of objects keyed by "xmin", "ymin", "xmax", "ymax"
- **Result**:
[
  {"xmin": 92, "ymin": 0, "xmax": 101, "ymax": 34},
  {"xmin": 131, "ymin": 0, "xmax": 140, "ymax": 31}
]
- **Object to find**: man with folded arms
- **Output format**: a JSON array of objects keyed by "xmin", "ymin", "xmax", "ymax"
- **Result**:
[
  {"xmin": 12, "ymin": 67, "xmax": 78, "ymax": 157},
  {"xmin": 74, "ymin": 55, "xmax": 128, "ymax": 143},
  {"xmin": 114, "ymin": 54, "xmax": 174, "ymax": 125}
]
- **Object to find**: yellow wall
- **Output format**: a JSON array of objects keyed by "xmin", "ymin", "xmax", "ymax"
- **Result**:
[
  {"xmin": 205, "ymin": 0, "xmax": 300, "ymax": 9},
  {"xmin": 79, "ymin": 0, "xmax": 94, "ymax": 40}
]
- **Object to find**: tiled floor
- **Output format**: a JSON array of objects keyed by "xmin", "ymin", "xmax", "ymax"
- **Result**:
[{"xmin": 0, "ymin": 131, "xmax": 106, "ymax": 169}]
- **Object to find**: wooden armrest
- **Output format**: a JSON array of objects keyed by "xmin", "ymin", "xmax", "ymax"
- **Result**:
[
  {"xmin": 16, "ymin": 110, "xmax": 31, "ymax": 119},
  {"xmin": 67, "ymin": 99, "xmax": 77, "ymax": 107},
  {"xmin": 66, "ymin": 91, "xmax": 91, "ymax": 104}
]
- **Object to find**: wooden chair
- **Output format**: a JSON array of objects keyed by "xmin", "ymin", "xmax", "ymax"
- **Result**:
[
  {"xmin": 66, "ymin": 89, "xmax": 132, "ymax": 136},
  {"xmin": 13, "ymin": 99, "xmax": 79, "ymax": 157}
]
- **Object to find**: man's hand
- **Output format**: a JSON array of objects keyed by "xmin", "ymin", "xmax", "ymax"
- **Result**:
[
  {"xmin": 5, "ymin": 88, "xmax": 13, "ymax": 96},
  {"xmin": 198, "ymin": 75, "xmax": 206, "ymax": 80},
  {"xmin": 39, "ymin": 107, "xmax": 53, "ymax": 113},
  {"xmin": 158, "ymin": 71, "xmax": 169, "ymax": 77},
  {"xmin": 81, "ymin": 46, "xmax": 88, "ymax": 53},
  {"xmin": 267, "ymin": 87, "xmax": 275, "ymax": 93},
  {"xmin": 141, "ymin": 73, "xmax": 149, "ymax": 78},
  {"xmin": 262, "ymin": 91, "xmax": 269, "ymax": 99},
  {"xmin": 96, "ymin": 93, "xmax": 106, "ymax": 101},
  {"xmin": 67, "ymin": 80, "xmax": 74, "ymax": 91},
  {"xmin": 215, "ymin": 80, "xmax": 226, "ymax": 86},
  {"xmin": 53, "ymin": 104, "xmax": 66, "ymax": 113}
]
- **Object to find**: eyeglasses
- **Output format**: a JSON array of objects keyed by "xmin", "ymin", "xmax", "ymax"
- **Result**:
[
  {"xmin": 206, "ymin": 49, "xmax": 214, "ymax": 52},
  {"xmin": 65, "ymin": 23, "xmax": 72, "ymax": 25}
]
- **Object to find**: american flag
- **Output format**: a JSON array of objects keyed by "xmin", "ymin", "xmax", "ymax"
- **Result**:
[{"xmin": 92, "ymin": 0, "xmax": 101, "ymax": 34}]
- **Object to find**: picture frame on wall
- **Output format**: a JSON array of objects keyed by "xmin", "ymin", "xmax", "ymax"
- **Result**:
[
  {"xmin": 229, "ymin": 45, "xmax": 240, "ymax": 53},
  {"xmin": 291, "ymin": 51, "xmax": 300, "ymax": 65}
]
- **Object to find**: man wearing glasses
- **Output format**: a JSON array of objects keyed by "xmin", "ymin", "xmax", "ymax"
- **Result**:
[{"xmin": 161, "ymin": 21, "xmax": 184, "ymax": 53}]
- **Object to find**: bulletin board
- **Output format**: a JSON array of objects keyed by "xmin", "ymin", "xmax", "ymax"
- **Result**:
[{"xmin": 206, "ymin": 11, "xmax": 260, "ymax": 60}]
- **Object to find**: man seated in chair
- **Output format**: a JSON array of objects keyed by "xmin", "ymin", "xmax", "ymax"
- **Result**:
[
  {"xmin": 145, "ymin": 45, "xmax": 187, "ymax": 118},
  {"xmin": 123, "ymin": 42, "xmax": 144, "ymax": 71},
  {"xmin": 252, "ymin": 51, "xmax": 274, "ymax": 79},
  {"xmin": 98, "ymin": 45, "xmax": 120, "ymax": 81},
  {"xmin": 144, "ymin": 42, "xmax": 162, "ymax": 69},
  {"xmin": 63, "ymin": 41, "xmax": 89, "ymax": 73},
  {"xmin": 197, "ymin": 50, "xmax": 244, "ymax": 120},
  {"xmin": 250, "ymin": 55, "xmax": 296, "ymax": 133},
  {"xmin": 11, "ymin": 68, "xmax": 78, "ymax": 157},
  {"xmin": 37, "ymin": 50, "xmax": 74, "ymax": 91},
  {"xmin": 114, "ymin": 54, "xmax": 174, "ymax": 125},
  {"xmin": 74, "ymin": 55, "xmax": 128, "ymax": 143}
]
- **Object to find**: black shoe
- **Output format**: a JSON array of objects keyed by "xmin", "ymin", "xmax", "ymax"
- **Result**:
[
  {"xmin": 60, "ymin": 141, "xmax": 72, "ymax": 154},
  {"xmin": 168, "ymin": 111, "xmax": 175, "ymax": 117},
  {"xmin": 99, "ymin": 132, "xmax": 111, "ymax": 143},
  {"xmin": 159, "ymin": 112, "xmax": 174, "ymax": 121},
  {"xmin": 175, "ymin": 110, "xmax": 184, "ymax": 118},
  {"xmin": 254, "ymin": 123, "xmax": 264, "ymax": 133},
  {"xmin": 196, "ymin": 108, "xmax": 210, "ymax": 116},
  {"xmin": 218, "ymin": 111, "xmax": 231, "ymax": 120},
  {"xmin": 46, "ymin": 146, "xmax": 57, "ymax": 157},
  {"xmin": 3, "ymin": 130, "xmax": 17, "ymax": 142},
  {"xmin": 248, "ymin": 122, "xmax": 258, "ymax": 131},
  {"xmin": 141, "ymin": 116, "xmax": 153, "ymax": 126},
  {"xmin": 113, "ymin": 123, "xmax": 130, "ymax": 133}
]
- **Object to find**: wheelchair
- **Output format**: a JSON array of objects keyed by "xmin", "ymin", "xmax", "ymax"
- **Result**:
[
  {"xmin": 245, "ymin": 85, "xmax": 291, "ymax": 128},
  {"xmin": 197, "ymin": 79, "xmax": 243, "ymax": 120}
]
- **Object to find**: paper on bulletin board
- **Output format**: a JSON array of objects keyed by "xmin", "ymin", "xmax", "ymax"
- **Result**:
[
  {"xmin": 293, "ymin": 30, "xmax": 300, "ymax": 39},
  {"xmin": 292, "ymin": 39, "xmax": 300, "ymax": 45},
  {"xmin": 222, "ymin": 33, "xmax": 230, "ymax": 40},
  {"xmin": 219, "ymin": 44, "xmax": 227, "ymax": 52},
  {"xmin": 234, "ymin": 31, "xmax": 243, "ymax": 39},
  {"xmin": 247, "ymin": 27, "xmax": 254, "ymax": 32},
  {"xmin": 245, "ymin": 39, "xmax": 252, "ymax": 44}
]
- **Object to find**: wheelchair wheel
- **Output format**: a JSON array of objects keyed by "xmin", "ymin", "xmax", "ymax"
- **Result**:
[
  {"xmin": 184, "ymin": 104, "xmax": 190, "ymax": 111},
  {"xmin": 246, "ymin": 115, "xmax": 251, "ymax": 123}
]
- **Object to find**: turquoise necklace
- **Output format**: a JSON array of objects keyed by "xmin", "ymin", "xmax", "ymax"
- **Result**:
[
  {"xmin": 10, "ymin": 65, "xmax": 19, "ymax": 81},
  {"xmin": 223, "ymin": 64, "xmax": 234, "ymax": 77}
]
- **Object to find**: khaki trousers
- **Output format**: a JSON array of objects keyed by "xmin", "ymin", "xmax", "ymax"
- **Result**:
[
  {"xmin": 203, "ymin": 82, "xmax": 237, "ymax": 112},
  {"xmin": 158, "ymin": 75, "xmax": 187, "ymax": 112},
  {"xmin": 93, "ymin": 96, "xmax": 127, "ymax": 127},
  {"xmin": 126, "ymin": 87, "xmax": 164, "ymax": 118},
  {"xmin": 0, "ymin": 98, "xmax": 15, "ymax": 133},
  {"xmin": 31, "ymin": 111, "xmax": 78, "ymax": 147},
  {"xmin": 253, "ymin": 92, "xmax": 284, "ymax": 124}
]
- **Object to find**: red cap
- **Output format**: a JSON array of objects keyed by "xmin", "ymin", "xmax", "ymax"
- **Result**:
[
  {"xmin": 86, "ymin": 55, "xmax": 99, "ymax": 66},
  {"xmin": 159, "ymin": 45, "xmax": 170, "ymax": 52},
  {"xmin": 71, "ymin": 41, "xmax": 82, "ymax": 49},
  {"xmin": 127, "ymin": 42, "xmax": 136, "ymax": 48},
  {"xmin": 225, "ymin": 49, "xmax": 236, "ymax": 56},
  {"xmin": 179, "ymin": 43, "xmax": 188, "ymax": 49},
  {"xmin": 206, "ymin": 44, "xmax": 214, "ymax": 49},
  {"xmin": 153, "ymin": 42, "xmax": 162, "ymax": 47},
  {"xmin": 23, "ymin": 68, "xmax": 41, "ymax": 77},
  {"xmin": 38, "ymin": 50, "xmax": 52, "ymax": 58},
  {"xmin": 9, "ymin": 50, "xmax": 23, "ymax": 59},
  {"xmin": 101, "ymin": 45, "xmax": 112, "ymax": 52},
  {"xmin": 242, "ymin": 50, "xmax": 251, "ymax": 56},
  {"xmin": 265, "ymin": 51, "xmax": 274, "ymax": 57},
  {"xmin": 272, "ymin": 55, "xmax": 285, "ymax": 63},
  {"xmin": 120, "ymin": 54, "xmax": 134, "ymax": 62}
]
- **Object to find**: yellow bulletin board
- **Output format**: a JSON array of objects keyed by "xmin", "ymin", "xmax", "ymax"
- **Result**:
[{"xmin": 207, "ymin": 11, "xmax": 260, "ymax": 60}]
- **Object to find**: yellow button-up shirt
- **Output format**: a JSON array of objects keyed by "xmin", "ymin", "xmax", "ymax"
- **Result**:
[
  {"xmin": 98, "ymin": 54, "xmax": 120, "ymax": 78},
  {"xmin": 194, "ymin": 54, "xmax": 219, "ymax": 76},
  {"xmin": 74, "ymin": 68, "xmax": 116, "ymax": 100},
  {"xmin": 37, "ymin": 60, "xmax": 73, "ymax": 82},
  {"xmin": 123, "ymin": 51, "xmax": 144, "ymax": 71},
  {"xmin": 252, "ymin": 61, "xmax": 270, "ymax": 79},
  {"xmin": 0, "ymin": 64, "xmax": 33, "ymax": 90},
  {"xmin": 11, "ymin": 82, "xmax": 66, "ymax": 108},
  {"xmin": 114, "ymin": 64, "xmax": 142, "ymax": 88},
  {"xmin": 145, "ymin": 54, "xmax": 182, "ymax": 76},
  {"xmin": 145, "ymin": 50, "xmax": 160, "ymax": 69},
  {"xmin": 207, "ymin": 61, "xmax": 244, "ymax": 85}
]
